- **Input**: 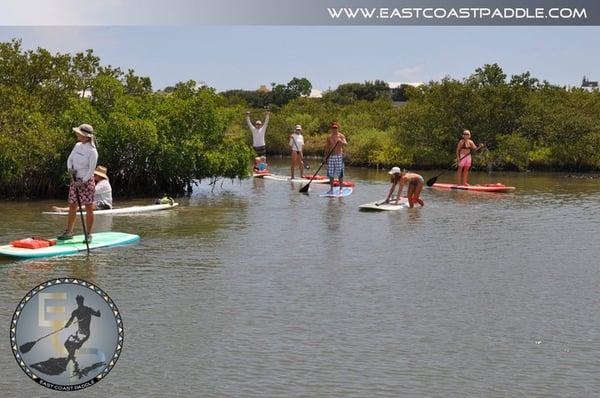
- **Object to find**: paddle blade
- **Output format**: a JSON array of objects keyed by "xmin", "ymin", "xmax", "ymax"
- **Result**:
[
  {"xmin": 299, "ymin": 183, "xmax": 310, "ymax": 193},
  {"xmin": 31, "ymin": 357, "xmax": 69, "ymax": 375},
  {"xmin": 19, "ymin": 341, "xmax": 36, "ymax": 354},
  {"xmin": 426, "ymin": 176, "xmax": 437, "ymax": 187}
]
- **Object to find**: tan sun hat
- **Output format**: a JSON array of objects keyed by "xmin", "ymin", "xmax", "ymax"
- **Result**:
[
  {"xmin": 94, "ymin": 165, "xmax": 109, "ymax": 180},
  {"xmin": 73, "ymin": 124, "xmax": 94, "ymax": 137}
]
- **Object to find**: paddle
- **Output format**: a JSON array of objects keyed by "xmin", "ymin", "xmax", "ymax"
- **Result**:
[
  {"xmin": 299, "ymin": 141, "xmax": 339, "ymax": 193},
  {"xmin": 375, "ymin": 197, "xmax": 405, "ymax": 207},
  {"xmin": 426, "ymin": 144, "xmax": 484, "ymax": 187},
  {"xmin": 72, "ymin": 175, "xmax": 90, "ymax": 254},
  {"xmin": 291, "ymin": 134, "xmax": 310, "ymax": 169},
  {"xmin": 19, "ymin": 315, "xmax": 90, "ymax": 354}
]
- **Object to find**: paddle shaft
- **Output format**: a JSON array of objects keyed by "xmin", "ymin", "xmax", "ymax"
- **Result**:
[
  {"xmin": 19, "ymin": 315, "xmax": 89, "ymax": 353},
  {"xmin": 426, "ymin": 145, "xmax": 484, "ymax": 186},
  {"xmin": 72, "ymin": 175, "xmax": 90, "ymax": 254},
  {"xmin": 300, "ymin": 141, "xmax": 339, "ymax": 193}
]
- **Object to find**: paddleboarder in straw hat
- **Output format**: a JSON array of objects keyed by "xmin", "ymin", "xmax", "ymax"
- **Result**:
[
  {"xmin": 92, "ymin": 165, "xmax": 112, "ymax": 210},
  {"xmin": 57, "ymin": 124, "xmax": 98, "ymax": 242}
]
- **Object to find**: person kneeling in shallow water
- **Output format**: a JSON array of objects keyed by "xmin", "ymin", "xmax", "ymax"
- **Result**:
[{"xmin": 384, "ymin": 167, "xmax": 425, "ymax": 208}]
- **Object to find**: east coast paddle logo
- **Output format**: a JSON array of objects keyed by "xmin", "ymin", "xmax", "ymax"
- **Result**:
[{"xmin": 10, "ymin": 278, "xmax": 123, "ymax": 391}]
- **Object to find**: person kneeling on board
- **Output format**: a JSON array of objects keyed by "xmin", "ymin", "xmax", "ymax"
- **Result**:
[
  {"xmin": 253, "ymin": 156, "xmax": 268, "ymax": 173},
  {"xmin": 384, "ymin": 167, "xmax": 425, "ymax": 208},
  {"xmin": 52, "ymin": 165, "xmax": 113, "ymax": 213}
]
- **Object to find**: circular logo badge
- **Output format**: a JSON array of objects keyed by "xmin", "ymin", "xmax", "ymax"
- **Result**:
[{"xmin": 10, "ymin": 278, "xmax": 123, "ymax": 391}]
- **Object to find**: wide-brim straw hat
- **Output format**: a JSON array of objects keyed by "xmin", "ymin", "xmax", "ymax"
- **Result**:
[
  {"xmin": 73, "ymin": 124, "xmax": 94, "ymax": 138},
  {"xmin": 94, "ymin": 165, "xmax": 109, "ymax": 180}
]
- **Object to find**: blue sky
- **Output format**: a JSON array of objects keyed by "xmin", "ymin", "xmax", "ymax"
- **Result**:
[{"xmin": 1, "ymin": 26, "xmax": 599, "ymax": 91}]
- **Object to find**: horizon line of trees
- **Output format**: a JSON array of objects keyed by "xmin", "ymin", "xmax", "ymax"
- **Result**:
[
  {"xmin": 231, "ymin": 64, "xmax": 600, "ymax": 173},
  {"xmin": 1, "ymin": 38, "xmax": 599, "ymax": 199}
]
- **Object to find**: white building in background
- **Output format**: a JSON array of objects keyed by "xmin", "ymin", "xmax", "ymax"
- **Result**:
[
  {"xmin": 581, "ymin": 76, "xmax": 598, "ymax": 91},
  {"xmin": 387, "ymin": 82, "xmax": 424, "ymax": 89},
  {"xmin": 309, "ymin": 89, "xmax": 322, "ymax": 98}
]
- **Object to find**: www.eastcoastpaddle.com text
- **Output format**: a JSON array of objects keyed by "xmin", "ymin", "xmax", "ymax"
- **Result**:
[{"xmin": 327, "ymin": 7, "xmax": 588, "ymax": 21}]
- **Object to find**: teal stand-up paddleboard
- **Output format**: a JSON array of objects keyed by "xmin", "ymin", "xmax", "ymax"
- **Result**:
[
  {"xmin": 319, "ymin": 187, "xmax": 353, "ymax": 197},
  {"xmin": 0, "ymin": 232, "xmax": 140, "ymax": 259}
]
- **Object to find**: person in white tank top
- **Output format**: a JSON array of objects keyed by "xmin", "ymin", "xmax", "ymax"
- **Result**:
[{"xmin": 289, "ymin": 124, "xmax": 305, "ymax": 179}]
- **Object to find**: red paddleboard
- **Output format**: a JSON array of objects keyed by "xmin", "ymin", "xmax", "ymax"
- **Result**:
[{"xmin": 431, "ymin": 183, "xmax": 515, "ymax": 192}]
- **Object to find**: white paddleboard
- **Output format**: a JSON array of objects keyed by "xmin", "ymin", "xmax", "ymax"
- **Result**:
[
  {"xmin": 359, "ymin": 198, "xmax": 409, "ymax": 211},
  {"xmin": 319, "ymin": 187, "xmax": 353, "ymax": 197},
  {"xmin": 262, "ymin": 174, "xmax": 330, "ymax": 184},
  {"xmin": 43, "ymin": 203, "xmax": 178, "ymax": 216}
]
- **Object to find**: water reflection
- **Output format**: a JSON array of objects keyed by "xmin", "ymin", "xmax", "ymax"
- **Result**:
[
  {"xmin": 406, "ymin": 208, "xmax": 422, "ymax": 225},
  {"xmin": 1, "ymin": 163, "xmax": 600, "ymax": 397}
]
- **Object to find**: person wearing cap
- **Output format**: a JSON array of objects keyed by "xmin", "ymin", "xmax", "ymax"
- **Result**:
[
  {"xmin": 384, "ymin": 167, "xmax": 403, "ymax": 204},
  {"xmin": 57, "ymin": 124, "xmax": 98, "ymax": 242},
  {"xmin": 52, "ymin": 165, "xmax": 112, "ymax": 212},
  {"xmin": 323, "ymin": 122, "xmax": 347, "ymax": 195},
  {"xmin": 245, "ymin": 109, "xmax": 271, "ymax": 158},
  {"xmin": 384, "ymin": 167, "xmax": 425, "ymax": 208},
  {"xmin": 456, "ymin": 129, "xmax": 479, "ymax": 186},
  {"xmin": 289, "ymin": 124, "xmax": 305, "ymax": 179}
]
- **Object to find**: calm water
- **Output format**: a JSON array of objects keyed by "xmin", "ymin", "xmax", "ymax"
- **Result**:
[{"xmin": 1, "ymin": 162, "xmax": 600, "ymax": 397}]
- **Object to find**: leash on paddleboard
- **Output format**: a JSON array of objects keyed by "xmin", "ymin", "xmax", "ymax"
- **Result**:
[
  {"xmin": 299, "ymin": 141, "xmax": 340, "ymax": 193},
  {"xmin": 72, "ymin": 174, "xmax": 90, "ymax": 255},
  {"xmin": 426, "ymin": 144, "xmax": 485, "ymax": 187}
]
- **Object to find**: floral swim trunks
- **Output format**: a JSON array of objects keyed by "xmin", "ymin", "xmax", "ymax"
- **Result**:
[{"xmin": 68, "ymin": 179, "xmax": 95, "ymax": 205}]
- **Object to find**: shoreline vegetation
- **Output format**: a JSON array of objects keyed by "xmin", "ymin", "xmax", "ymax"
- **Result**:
[{"xmin": 1, "ymin": 39, "xmax": 599, "ymax": 199}]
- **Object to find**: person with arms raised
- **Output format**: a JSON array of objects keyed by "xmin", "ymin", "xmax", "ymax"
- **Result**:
[{"xmin": 246, "ymin": 109, "xmax": 271, "ymax": 159}]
